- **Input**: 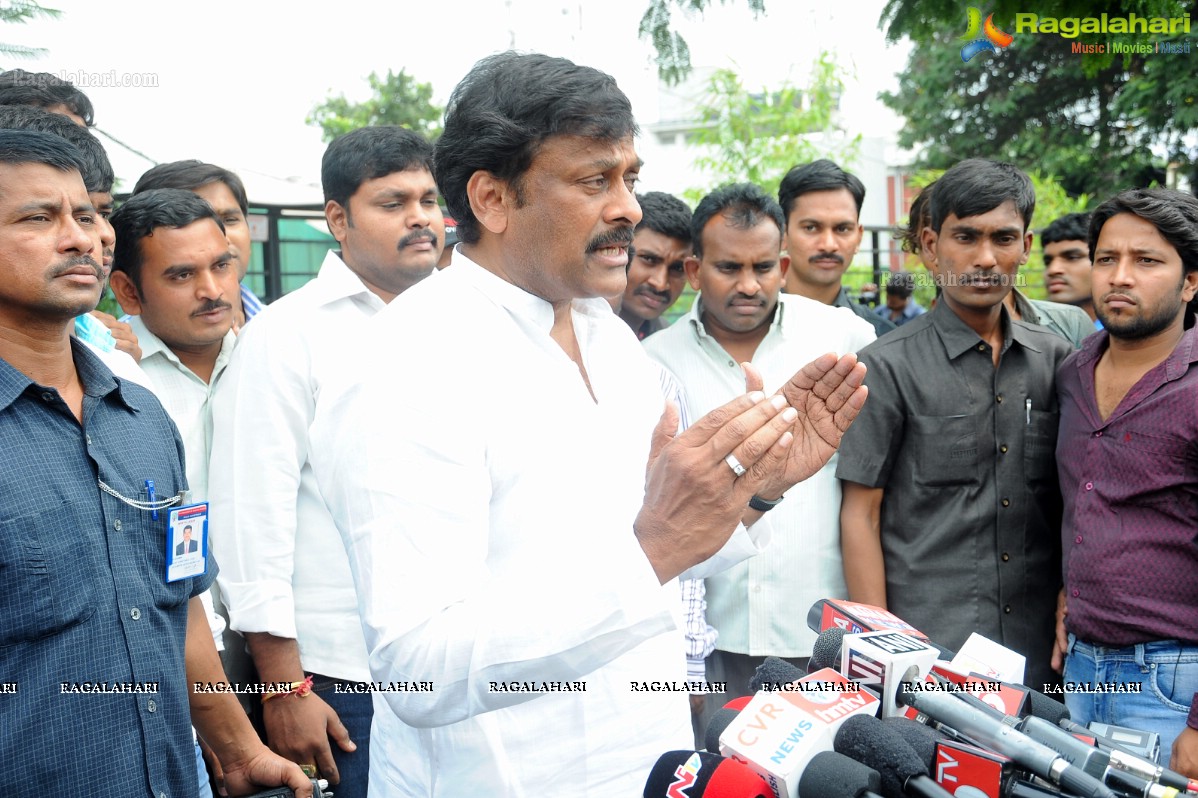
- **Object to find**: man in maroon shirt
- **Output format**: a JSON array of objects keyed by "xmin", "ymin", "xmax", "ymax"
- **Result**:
[{"xmin": 1053, "ymin": 188, "xmax": 1198, "ymax": 777}]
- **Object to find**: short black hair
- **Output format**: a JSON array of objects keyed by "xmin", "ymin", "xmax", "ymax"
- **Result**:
[
  {"xmin": 321, "ymin": 126, "xmax": 434, "ymax": 210},
  {"xmin": 691, "ymin": 183, "xmax": 784, "ymax": 259},
  {"xmin": 778, "ymin": 159, "xmax": 865, "ymax": 223},
  {"xmin": 435, "ymin": 52, "xmax": 637, "ymax": 246},
  {"xmin": 0, "ymin": 128, "xmax": 85, "ymax": 174},
  {"xmin": 135, "ymin": 160, "xmax": 249, "ymax": 216},
  {"xmin": 1041, "ymin": 212, "xmax": 1090, "ymax": 246},
  {"xmin": 110, "ymin": 188, "xmax": 224, "ymax": 290},
  {"xmin": 899, "ymin": 181, "xmax": 935, "ymax": 255},
  {"xmin": 885, "ymin": 270, "xmax": 916, "ymax": 298},
  {"xmin": 0, "ymin": 69, "xmax": 95, "ymax": 126},
  {"xmin": 929, "ymin": 159, "xmax": 1035, "ymax": 233},
  {"xmin": 183, "ymin": 525, "xmax": 193, "ymax": 534},
  {"xmin": 636, "ymin": 191, "xmax": 692, "ymax": 244},
  {"xmin": 1089, "ymin": 189, "xmax": 1198, "ymax": 277},
  {"xmin": 0, "ymin": 104, "xmax": 112, "ymax": 192}
]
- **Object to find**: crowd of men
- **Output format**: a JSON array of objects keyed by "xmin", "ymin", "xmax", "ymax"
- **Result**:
[{"xmin": 0, "ymin": 52, "xmax": 1194, "ymax": 798}]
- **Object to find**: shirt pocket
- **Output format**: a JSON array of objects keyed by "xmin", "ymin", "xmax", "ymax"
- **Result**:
[
  {"xmin": 908, "ymin": 414, "xmax": 980, "ymax": 486},
  {"xmin": 1024, "ymin": 408, "xmax": 1059, "ymax": 483},
  {"xmin": 0, "ymin": 507, "xmax": 97, "ymax": 646},
  {"xmin": 1111, "ymin": 428, "xmax": 1197, "ymax": 514}
]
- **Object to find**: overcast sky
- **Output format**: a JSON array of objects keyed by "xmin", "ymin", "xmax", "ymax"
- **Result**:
[{"xmin": 3, "ymin": 0, "xmax": 911, "ymax": 202}]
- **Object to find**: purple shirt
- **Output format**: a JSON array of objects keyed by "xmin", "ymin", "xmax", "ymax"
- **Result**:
[{"xmin": 1057, "ymin": 323, "xmax": 1198, "ymax": 648}]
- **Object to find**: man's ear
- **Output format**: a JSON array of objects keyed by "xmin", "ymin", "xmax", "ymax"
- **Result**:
[
  {"xmin": 920, "ymin": 226, "xmax": 938, "ymax": 269},
  {"xmin": 108, "ymin": 270, "xmax": 143, "ymax": 317},
  {"xmin": 467, "ymin": 171, "xmax": 513, "ymax": 235},
  {"xmin": 1020, "ymin": 230, "xmax": 1033, "ymax": 265},
  {"xmin": 683, "ymin": 255, "xmax": 702, "ymax": 290},
  {"xmin": 325, "ymin": 199, "xmax": 349, "ymax": 245},
  {"xmin": 778, "ymin": 253, "xmax": 791, "ymax": 281}
]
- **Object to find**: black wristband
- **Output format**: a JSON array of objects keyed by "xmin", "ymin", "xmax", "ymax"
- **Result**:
[{"xmin": 748, "ymin": 494, "xmax": 783, "ymax": 512}]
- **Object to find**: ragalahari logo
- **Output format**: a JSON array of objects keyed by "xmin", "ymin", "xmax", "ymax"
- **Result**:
[{"xmin": 960, "ymin": 7, "xmax": 1015, "ymax": 61}]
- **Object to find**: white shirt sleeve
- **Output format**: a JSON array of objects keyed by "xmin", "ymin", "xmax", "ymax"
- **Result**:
[
  {"xmin": 311, "ymin": 373, "xmax": 678, "ymax": 729},
  {"xmin": 209, "ymin": 321, "xmax": 312, "ymax": 640}
]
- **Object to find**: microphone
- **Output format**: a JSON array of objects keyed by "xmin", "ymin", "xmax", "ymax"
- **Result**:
[
  {"xmin": 884, "ymin": 716, "xmax": 946, "ymax": 768},
  {"xmin": 806, "ymin": 599, "xmax": 953, "ymax": 659},
  {"xmin": 833, "ymin": 714, "xmax": 954, "ymax": 798},
  {"xmin": 1059, "ymin": 720, "xmax": 1198, "ymax": 794},
  {"xmin": 932, "ymin": 738, "xmax": 1071, "ymax": 798},
  {"xmin": 750, "ymin": 657, "xmax": 806, "ymax": 692},
  {"xmin": 799, "ymin": 751, "xmax": 884, "ymax": 798},
  {"xmin": 810, "ymin": 627, "xmax": 848, "ymax": 673},
  {"xmin": 643, "ymin": 751, "xmax": 773, "ymax": 797},
  {"xmin": 943, "ymin": 687, "xmax": 1181, "ymax": 798},
  {"xmin": 719, "ymin": 668, "xmax": 880, "ymax": 797},
  {"xmin": 894, "ymin": 667, "xmax": 1117, "ymax": 798},
  {"xmin": 840, "ymin": 630, "xmax": 940, "ymax": 718},
  {"xmin": 707, "ymin": 708, "xmax": 741, "ymax": 754}
]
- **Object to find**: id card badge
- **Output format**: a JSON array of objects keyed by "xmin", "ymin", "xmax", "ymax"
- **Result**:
[{"xmin": 166, "ymin": 502, "xmax": 208, "ymax": 582}]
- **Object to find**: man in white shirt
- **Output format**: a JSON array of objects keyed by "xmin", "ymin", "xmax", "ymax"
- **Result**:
[
  {"xmin": 209, "ymin": 126, "xmax": 443, "ymax": 797},
  {"xmin": 107, "ymin": 187, "xmax": 244, "ymax": 794},
  {"xmin": 307, "ymin": 52, "xmax": 868, "ymax": 796},
  {"xmin": 644, "ymin": 183, "xmax": 875, "ymax": 713}
]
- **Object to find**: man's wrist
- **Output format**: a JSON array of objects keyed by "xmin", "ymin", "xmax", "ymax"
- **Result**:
[
  {"xmin": 748, "ymin": 493, "xmax": 784, "ymax": 512},
  {"xmin": 1188, "ymin": 694, "xmax": 1198, "ymax": 731}
]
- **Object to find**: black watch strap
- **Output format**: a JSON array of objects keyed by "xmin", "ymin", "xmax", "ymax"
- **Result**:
[{"xmin": 748, "ymin": 494, "xmax": 783, "ymax": 512}]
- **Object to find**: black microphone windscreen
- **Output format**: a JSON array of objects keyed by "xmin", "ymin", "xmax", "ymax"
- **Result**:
[
  {"xmin": 834, "ymin": 715, "xmax": 928, "ymax": 798},
  {"xmin": 809, "ymin": 627, "xmax": 847, "ymax": 672},
  {"xmin": 748, "ymin": 656, "xmax": 804, "ymax": 692},
  {"xmin": 1023, "ymin": 687, "xmax": 1070, "ymax": 724},
  {"xmin": 799, "ymin": 751, "xmax": 883, "ymax": 798},
  {"xmin": 705, "ymin": 708, "xmax": 739, "ymax": 754},
  {"xmin": 882, "ymin": 717, "xmax": 943, "ymax": 770}
]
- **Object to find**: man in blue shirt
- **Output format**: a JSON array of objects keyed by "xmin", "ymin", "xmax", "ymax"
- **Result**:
[{"xmin": 0, "ymin": 130, "xmax": 308, "ymax": 797}]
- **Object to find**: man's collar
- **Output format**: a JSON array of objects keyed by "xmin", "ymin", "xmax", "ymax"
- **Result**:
[
  {"xmin": 685, "ymin": 292, "xmax": 786, "ymax": 340},
  {"xmin": 0, "ymin": 336, "xmax": 137, "ymax": 412},
  {"xmin": 1073, "ymin": 316, "xmax": 1198, "ymax": 374},
  {"xmin": 128, "ymin": 315, "xmax": 235, "ymax": 380},
  {"xmin": 930, "ymin": 298, "xmax": 1022, "ymax": 358},
  {"xmin": 451, "ymin": 248, "xmax": 612, "ymax": 331},
  {"xmin": 317, "ymin": 250, "xmax": 392, "ymax": 308}
]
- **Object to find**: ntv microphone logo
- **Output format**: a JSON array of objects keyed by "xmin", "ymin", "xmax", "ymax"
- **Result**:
[{"xmin": 960, "ymin": 7, "xmax": 1015, "ymax": 62}]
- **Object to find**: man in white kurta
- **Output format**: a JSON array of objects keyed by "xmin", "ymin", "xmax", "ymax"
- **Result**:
[{"xmin": 309, "ymin": 52, "xmax": 868, "ymax": 797}]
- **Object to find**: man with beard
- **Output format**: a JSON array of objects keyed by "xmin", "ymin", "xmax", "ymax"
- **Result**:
[
  {"xmin": 615, "ymin": 190, "xmax": 692, "ymax": 339},
  {"xmin": 1051, "ymin": 188, "xmax": 1198, "ymax": 778},
  {"xmin": 209, "ymin": 126, "xmax": 443, "ymax": 796},
  {"xmin": 837, "ymin": 159, "xmax": 1071, "ymax": 692},
  {"xmin": 779, "ymin": 159, "xmax": 895, "ymax": 337}
]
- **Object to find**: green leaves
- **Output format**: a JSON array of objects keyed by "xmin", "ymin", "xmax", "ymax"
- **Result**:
[{"xmin": 306, "ymin": 69, "xmax": 442, "ymax": 144}]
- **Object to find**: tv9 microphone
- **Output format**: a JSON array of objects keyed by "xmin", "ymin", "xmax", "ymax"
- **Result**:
[
  {"xmin": 807, "ymin": 599, "xmax": 954, "ymax": 660},
  {"xmin": 643, "ymin": 751, "xmax": 773, "ymax": 798},
  {"xmin": 894, "ymin": 667, "xmax": 1117, "ymax": 798},
  {"xmin": 799, "ymin": 751, "xmax": 884, "ymax": 798},
  {"xmin": 832, "ymin": 714, "xmax": 954, "ymax": 798}
]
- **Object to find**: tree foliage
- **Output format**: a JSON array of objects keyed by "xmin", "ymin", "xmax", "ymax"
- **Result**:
[
  {"xmin": 0, "ymin": 1, "xmax": 61, "ymax": 63},
  {"xmin": 306, "ymin": 69, "xmax": 442, "ymax": 143},
  {"xmin": 638, "ymin": 0, "xmax": 764, "ymax": 85},
  {"xmin": 684, "ymin": 54, "xmax": 858, "ymax": 203},
  {"xmin": 880, "ymin": 1, "xmax": 1198, "ymax": 200}
]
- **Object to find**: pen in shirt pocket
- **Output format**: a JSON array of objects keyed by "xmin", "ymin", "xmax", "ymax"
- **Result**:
[
  {"xmin": 145, "ymin": 479, "xmax": 158, "ymax": 521},
  {"xmin": 1025, "ymin": 398, "xmax": 1031, "ymax": 425}
]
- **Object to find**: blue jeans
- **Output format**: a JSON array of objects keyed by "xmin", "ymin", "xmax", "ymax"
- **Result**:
[
  {"xmin": 310, "ymin": 674, "xmax": 373, "ymax": 798},
  {"xmin": 1064, "ymin": 634, "xmax": 1198, "ymax": 763}
]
